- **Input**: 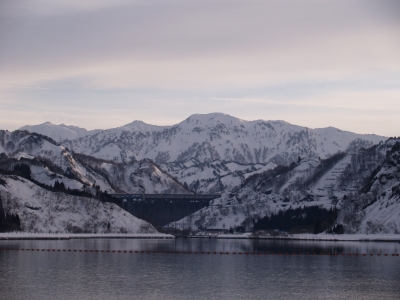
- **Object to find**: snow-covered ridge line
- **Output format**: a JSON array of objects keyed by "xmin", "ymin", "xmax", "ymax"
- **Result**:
[{"xmin": 0, "ymin": 233, "xmax": 174, "ymax": 240}]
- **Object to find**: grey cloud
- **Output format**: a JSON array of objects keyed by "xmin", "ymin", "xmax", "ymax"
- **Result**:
[
  {"xmin": 0, "ymin": 0, "xmax": 399, "ymax": 135},
  {"xmin": 1, "ymin": 0, "xmax": 399, "ymax": 69}
]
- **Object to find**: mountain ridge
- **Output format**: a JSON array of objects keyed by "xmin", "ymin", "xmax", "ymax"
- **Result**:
[{"xmin": 19, "ymin": 113, "xmax": 385, "ymax": 143}]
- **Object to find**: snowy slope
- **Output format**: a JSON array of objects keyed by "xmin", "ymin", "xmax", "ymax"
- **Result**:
[
  {"xmin": 337, "ymin": 138, "xmax": 400, "ymax": 234},
  {"xmin": 0, "ymin": 130, "xmax": 188, "ymax": 195},
  {"xmin": 20, "ymin": 122, "xmax": 101, "ymax": 141},
  {"xmin": 160, "ymin": 160, "xmax": 277, "ymax": 194},
  {"xmin": 170, "ymin": 141, "xmax": 393, "ymax": 233},
  {"xmin": 0, "ymin": 130, "xmax": 114, "ymax": 193},
  {"xmin": 0, "ymin": 175, "xmax": 157, "ymax": 234},
  {"xmin": 91, "ymin": 159, "xmax": 190, "ymax": 194}
]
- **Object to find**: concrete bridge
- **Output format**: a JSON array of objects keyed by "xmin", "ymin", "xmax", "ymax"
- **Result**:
[{"xmin": 110, "ymin": 193, "xmax": 221, "ymax": 228}]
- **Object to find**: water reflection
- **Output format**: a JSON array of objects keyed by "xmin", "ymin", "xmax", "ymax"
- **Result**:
[
  {"xmin": 1, "ymin": 238, "xmax": 399, "ymax": 254},
  {"xmin": 1, "ymin": 239, "xmax": 400, "ymax": 300}
]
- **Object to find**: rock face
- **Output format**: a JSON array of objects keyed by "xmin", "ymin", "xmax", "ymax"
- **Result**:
[{"xmin": 0, "ymin": 176, "xmax": 157, "ymax": 234}]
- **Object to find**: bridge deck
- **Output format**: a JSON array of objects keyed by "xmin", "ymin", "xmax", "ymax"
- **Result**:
[{"xmin": 110, "ymin": 194, "xmax": 221, "ymax": 227}]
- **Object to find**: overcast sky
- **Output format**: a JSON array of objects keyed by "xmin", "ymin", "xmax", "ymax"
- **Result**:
[{"xmin": 1, "ymin": 0, "xmax": 399, "ymax": 136}]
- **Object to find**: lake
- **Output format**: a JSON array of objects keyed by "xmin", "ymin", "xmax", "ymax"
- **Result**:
[{"xmin": 1, "ymin": 238, "xmax": 399, "ymax": 299}]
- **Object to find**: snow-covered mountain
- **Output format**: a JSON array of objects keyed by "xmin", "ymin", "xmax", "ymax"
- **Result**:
[
  {"xmin": 7, "ymin": 114, "xmax": 397, "ymax": 235},
  {"xmin": 171, "ymin": 138, "xmax": 400, "ymax": 234},
  {"xmin": 20, "ymin": 122, "xmax": 101, "ymax": 141},
  {"xmin": 0, "ymin": 175, "xmax": 156, "ymax": 233},
  {"xmin": 337, "ymin": 138, "xmax": 400, "ymax": 234},
  {"xmin": 0, "ymin": 130, "xmax": 188, "ymax": 233},
  {"xmin": 0, "ymin": 130, "xmax": 188, "ymax": 195},
  {"xmin": 38, "ymin": 113, "xmax": 381, "ymax": 194},
  {"xmin": 63, "ymin": 113, "xmax": 384, "ymax": 167}
]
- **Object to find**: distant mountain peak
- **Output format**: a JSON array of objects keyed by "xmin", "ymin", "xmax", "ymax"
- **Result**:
[
  {"xmin": 19, "ymin": 122, "xmax": 100, "ymax": 141},
  {"xmin": 121, "ymin": 120, "xmax": 170, "ymax": 132}
]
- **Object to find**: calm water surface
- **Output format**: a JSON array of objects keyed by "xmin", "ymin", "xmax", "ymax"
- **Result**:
[{"xmin": 1, "ymin": 238, "xmax": 399, "ymax": 300}]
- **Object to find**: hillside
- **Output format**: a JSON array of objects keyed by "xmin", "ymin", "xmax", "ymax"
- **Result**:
[
  {"xmin": 171, "ymin": 139, "xmax": 400, "ymax": 234},
  {"xmin": 0, "ymin": 175, "xmax": 156, "ymax": 233},
  {"xmin": 0, "ymin": 130, "xmax": 188, "ymax": 195}
]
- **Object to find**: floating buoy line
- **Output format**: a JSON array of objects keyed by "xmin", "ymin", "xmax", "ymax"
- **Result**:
[{"xmin": 0, "ymin": 248, "xmax": 399, "ymax": 257}]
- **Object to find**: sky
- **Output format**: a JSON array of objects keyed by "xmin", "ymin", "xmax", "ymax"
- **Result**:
[{"xmin": 0, "ymin": 0, "xmax": 399, "ymax": 136}]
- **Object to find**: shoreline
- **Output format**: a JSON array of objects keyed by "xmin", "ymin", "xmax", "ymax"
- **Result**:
[
  {"xmin": 185, "ymin": 233, "xmax": 400, "ymax": 243},
  {"xmin": 0, "ymin": 232, "xmax": 399, "ymax": 242},
  {"xmin": 211, "ymin": 233, "xmax": 400, "ymax": 243},
  {"xmin": 0, "ymin": 233, "xmax": 175, "ymax": 240}
]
